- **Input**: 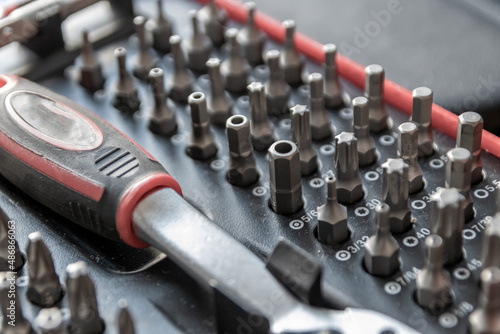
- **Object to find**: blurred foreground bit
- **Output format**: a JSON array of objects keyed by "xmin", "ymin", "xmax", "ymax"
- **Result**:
[
  {"xmin": 112, "ymin": 48, "xmax": 140, "ymax": 114},
  {"xmin": 468, "ymin": 267, "xmax": 500, "ymax": 334},
  {"xmin": 117, "ymin": 300, "xmax": 136, "ymax": 334},
  {"xmin": 248, "ymin": 82, "xmax": 275, "ymax": 151},
  {"xmin": 457, "ymin": 111, "xmax": 484, "ymax": 184},
  {"xmin": 168, "ymin": 35, "xmax": 194, "ymax": 103},
  {"xmin": 291, "ymin": 105, "xmax": 318, "ymax": 176}
]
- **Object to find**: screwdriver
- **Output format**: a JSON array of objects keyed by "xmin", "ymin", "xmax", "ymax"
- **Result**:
[{"xmin": 0, "ymin": 75, "xmax": 418, "ymax": 334}]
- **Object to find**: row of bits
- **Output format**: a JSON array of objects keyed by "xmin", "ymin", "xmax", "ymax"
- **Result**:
[{"xmin": 0, "ymin": 210, "xmax": 137, "ymax": 334}]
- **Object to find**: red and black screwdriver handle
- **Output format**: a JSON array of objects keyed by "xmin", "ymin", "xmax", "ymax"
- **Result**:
[{"xmin": 0, "ymin": 75, "xmax": 182, "ymax": 248}]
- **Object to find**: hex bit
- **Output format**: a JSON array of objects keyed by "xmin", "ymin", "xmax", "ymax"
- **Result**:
[
  {"xmin": 112, "ymin": 47, "xmax": 140, "ymax": 113},
  {"xmin": 430, "ymin": 187, "xmax": 465, "ymax": 265},
  {"xmin": 352, "ymin": 96, "xmax": 376, "ymax": 166},
  {"xmin": 186, "ymin": 92, "xmax": 218, "ymax": 160},
  {"xmin": 168, "ymin": 35, "xmax": 194, "ymax": 103},
  {"xmin": 457, "ymin": 111, "xmax": 484, "ymax": 184},
  {"xmin": 0, "ymin": 272, "xmax": 34, "ymax": 334},
  {"xmin": 280, "ymin": 20, "xmax": 304, "ymax": 86},
  {"xmin": 317, "ymin": 176, "xmax": 349, "ymax": 245},
  {"xmin": 206, "ymin": 58, "xmax": 233, "ymax": 126},
  {"xmin": 411, "ymin": 87, "xmax": 434, "ymax": 157},
  {"xmin": 323, "ymin": 44, "xmax": 343, "ymax": 108},
  {"xmin": 364, "ymin": 203, "xmax": 400, "ymax": 276},
  {"xmin": 196, "ymin": 0, "xmax": 226, "ymax": 47},
  {"xmin": 236, "ymin": 2, "xmax": 265, "ymax": 66},
  {"xmin": 79, "ymin": 29, "xmax": 105, "ymax": 92},
  {"xmin": 265, "ymin": 50, "xmax": 290, "ymax": 116},
  {"xmin": 184, "ymin": 10, "xmax": 212, "ymax": 73},
  {"xmin": 469, "ymin": 267, "xmax": 500, "ymax": 334},
  {"xmin": 132, "ymin": 16, "xmax": 157, "ymax": 80},
  {"xmin": 308, "ymin": 73, "xmax": 332, "ymax": 141},
  {"xmin": 117, "ymin": 300, "xmax": 136, "ymax": 334},
  {"xmin": 226, "ymin": 115, "xmax": 259, "ymax": 187},
  {"xmin": 150, "ymin": 0, "xmax": 173, "ymax": 54},
  {"xmin": 364, "ymin": 64, "xmax": 389, "ymax": 132},
  {"xmin": 481, "ymin": 216, "xmax": 500, "ymax": 269},
  {"xmin": 334, "ymin": 132, "xmax": 364, "ymax": 205},
  {"xmin": 381, "ymin": 158, "xmax": 411, "ymax": 233},
  {"xmin": 291, "ymin": 105, "xmax": 318, "ymax": 176},
  {"xmin": 148, "ymin": 68, "xmax": 177, "ymax": 136},
  {"xmin": 34, "ymin": 308, "xmax": 68, "ymax": 334},
  {"xmin": 220, "ymin": 28, "xmax": 250, "ymax": 94},
  {"xmin": 445, "ymin": 147, "xmax": 473, "ymax": 222},
  {"xmin": 247, "ymin": 82, "xmax": 275, "ymax": 151},
  {"xmin": 398, "ymin": 122, "xmax": 424, "ymax": 194},
  {"xmin": 0, "ymin": 209, "xmax": 23, "ymax": 271},
  {"xmin": 268, "ymin": 140, "xmax": 303, "ymax": 215}
]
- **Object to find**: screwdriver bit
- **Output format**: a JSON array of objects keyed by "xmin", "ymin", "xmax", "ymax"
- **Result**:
[
  {"xmin": 0, "ymin": 209, "xmax": 23, "ymax": 271},
  {"xmin": 398, "ymin": 122, "xmax": 424, "ymax": 194},
  {"xmin": 411, "ymin": 87, "xmax": 434, "ymax": 157},
  {"xmin": 26, "ymin": 232, "xmax": 63, "ymax": 307},
  {"xmin": 112, "ymin": 47, "xmax": 141, "ymax": 114},
  {"xmin": 364, "ymin": 64, "xmax": 389, "ymax": 132},
  {"xmin": 197, "ymin": 0, "xmax": 226, "ymax": 47},
  {"xmin": 335, "ymin": 132, "xmax": 364, "ymax": 205},
  {"xmin": 247, "ymin": 82, "xmax": 275, "ymax": 151},
  {"xmin": 308, "ymin": 73, "xmax": 332, "ymax": 141},
  {"xmin": 317, "ymin": 176, "xmax": 349, "ymax": 245},
  {"xmin": 186, "ymin": 92, "xmax": 218, "ymax": 160},
  {"xmin": 415, "ymin": 235, "xmax": 452, "ymax": 312},
  {"xmin": 220, "ymin": 28, "xmax": 250, "ymax": 94},
  {"xmin": 457, "ymin": 111, "xmax": 484, "ymax": 184},
  {"xmin": 280, "ymin": 20, "xmax": 304, "ymax": 86},
  {"xmin": 382, "ymin": 158, "xmax": 411, "ymax": 233},
  {"xmin": 445, "ymin": 147, "xmax": 474, "ymax": 222},
  {"xmin": 430, "ymin": 187, "xmax": 465, "ymax": 265},
  {"xmin": 78, "ymin": 29, "xmax": 105, "ymax": 92},
  {"xmin": 226, "ymin": 115, "xmax": 259, "ymax": 187},
  {"xmin": 0, "ymin": 272, "xmax": 34, "ymax": 334},
  {"xmin": 34, "ymin": 308, "xmax": 67, "ymax": 334},
  {"xmin": 481, "ymin": 216, "xmax": 500, "ymax": 269},
  {"xmin": 269, "ymin": 140, "xmax": 303, "ymax": 215},
  {"xmin": 184, "ymin": 10, "xmax": 212, "ymax": 73},
  {"xmin": 150, "ymin": 0, "xmax": 173, "ymax": 54},
  {"xmin": 469, "ymin": 266, "xmax": 500, "ymax": 334},
  {"xmin": 117, "ymin": 300, "xmax": 135, "ymax": 334},
  {"xmin": 148, "ymin": 68, "xmax": 177, "ymax": 136},
  {"xmin": 168, "ymin": 35, "xmax": 194, "ymax": 103},
  {"xmin": 291, "ymin": 105, "xmax": 318, "ymax": 176},
  {"xmin": 206, "ymin": 58, "xmax": 233, "ymax": 126},
  {"xmin": 265, "ymin": 50, "xmax": 291, "ymax": 117},
  {"xmin": 236, "ymin": 2, "xmax": 265, "ymax": 66},
  {"xmin": 364, "ymin": 203, "xmax": 400, "ymax": 276},
  {"xmin": 323, "ymin": 44, "xmax": 343, "ymax": 108},
  {"xmin": 352, "ymin": 96, "xmax": 376, "ymax": 166},
  {"xmin": 66, "ymin": 261, "xmax": 104, "ymax": 334},
  {"xmin": 132, "ymin": 16, "xmax": 157, "ymax": 81}
]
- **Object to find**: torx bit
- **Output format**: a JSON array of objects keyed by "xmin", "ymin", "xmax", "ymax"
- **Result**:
[
  {"xmin": 117, "ymin": 300, "xmax": 135, "ymax": 334},
  {"xmin": 265, "ymin": 50, "xmax": 291, "ymax": 117},
  {"xmin": 481, "ymin": 216, "xmax": 500, "ymax": 269},
  {"xmin": 268, "ymin": 140, "xmax": 303, "ymax": 215},
  {"xmin": 280, "ymin": 20, "xmax": 304, "ymax": 86},
  {"xmin": 150, "ymin": 0, "xmax": 173, "ymax": 54},
  {"xmin": 112, "ymin": 47, "xmax": 141, "ymax": 114},
  {"xmin": 430, "ymin": 187, "xmax": 465, "ymax": 265},
  {"xmin": 457, "ymin": 111, "xmax": 484, "ymax": 184},
  {"xmin": 0, "ymin": 272, "xmax": 34, "ymax": 334},
  {"xmin": 132, "ymin": 16, "xmax": 157, "ymax": 81},
  {"xmin": 206, "ymin": 58, "xmax": 233, "ymax": 126},
  {"xmin": 220, "ymin": 28, "xmax": 250, "ymax": 94},
  {"xmin": 352, "ymin": 96, "xmax": 376, "ymax": 166},
  {"xmin": 79, "ymin": 29, "xmax": 105, "ymax": 92},
  {"xmin": 186, "ymin": 92, "xmax": 218, "ymax": 160},
  {"xmin": 66, "ymin": 261, "xmax": 103, "ymax": 334},
  {"xmin": 334, "ymin": 132, "xmax": 364, "ymax": 205},
  {"xmin": 317, "ymin": 175, "xmax": 349, "ymax": 245},
  {"xmin": 168, "ymin": 35, "xmax": 194, "ymax": 103},
  {"xmin": 26, "ymin": 232, "xmax": 63, "ymax": 307},
  {"xmin": 411, "ymin": 87, "xmax": 434, "ymax": 157},
  {"xmin": 364, "ymin": 64, "xmax": 389, "ymax": 132},
  {"xmin": 364, "ymin": 203, "xmax": 400, "ymax": 276},
  {"xmin": 184, "ymin": 10, "xmax": 212, "ymax": 73},
  {"xmin": 469, "ymin": 267, "xmax": 500, "ymax": 334},
  {"xmin": 323, "ymin": 44, "xmax": 343, "ymax": 108},
  {"xmin": 308, "ymin": 73, "xmax": 332, "ymax": 141},
  {"xmin": 381, "ymin": 158, "xmax": 411, "ymax": 233},
  {"xmin": 196, "ymin": 0, "xmax": 226, "ymax": 47},
  {"xmin": 445, "ymin": 147, "xmax": 474, "ymax": 222},
  {"xmin": 398, "ymin": 122, "xmax": 424, "ymax": 194},
  {"xmin": 415, "ymin": 235, "xmax": 452, "ymax": 312},
  {"xmin": 148, "ymin": 68, "xmax": 177, "ymax": 136},
  {"xmin": 226, "ymin": 115, "xmax": 259, "ymax": 187},
  {"xmin": 291, "ymin": 105, "xmax": 318, "ymax": 176},
  {"xmin": 247, "ymin": 82, "xmax": 275, "ymax": 151},
  {"xmin": 34, "ymin": 308, "xmax": 67, "ymax": 334},
  {"xmin": 0, "ymin": 209, "xmax": 23, "ymax": 271},
  {"xmin": 236, "ymin": 2, "xmax": 265, "ymax": 66}
]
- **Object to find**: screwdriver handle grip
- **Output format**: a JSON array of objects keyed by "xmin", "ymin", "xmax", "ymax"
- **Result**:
[{"xmin": 0, "ymin": 75, "xmax": 181, "ymax": 248}]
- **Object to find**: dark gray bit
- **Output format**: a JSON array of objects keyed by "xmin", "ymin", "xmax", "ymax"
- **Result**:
[
  {"xmin": 308, "ymin": 73, "xmax": 332, "ymax": 141},
  {"xmin": 317, "ymin": 175, "xmax": 349, "ymax": 245},
  {"xmin": 334, "ymin": 132, "xmax": 364, "ymax": 205},
  {"xmin": 364, "ymin": 64, "xmax": 388, "ymax": 132},
  {"xmin": 117, "ymin": 300, "xmax": 136, "ymax": 334},
  {"xmin": 206, "ymin": 58, "xmax": 232, "ymax": 126},
  {"xmin": 148, "ymin": 68, "xmax": 177, "ymax": 136},
  {"xmin": 184, "ymin": 10, "xmax": 212, "ymax": 73},
  {"xmin": 196, "ymin": 0, "xmax": 226, "ymax": 47},
  {"xmin": 186, "ymin": 92, "xmax": 218, "ymax": 160},
  {"xmin": 381, "ymin": 158, "xmax": 411, "ymax": 234},
  {"xmin": 468, "ymin": 267, "xmax": 500, "ymax": 334},
  {"xmin": 322, "ymin": 44, "xmax": 343, "ymax": 108},
  {"xmin": 445, "ymin": 147, "xmax": 474, "ymax": 222},
  {"xmin": 457, "ymin": 111, "xmax": 483, "ymax": 184},
  {"xmin": 247, "ymin": 82, "xmax": 275, "ymax": 151},
  {"xmin": 398, "ymin": 122, "xmax": 424, "ymax": 193},
  {"xmin": 150, "ymin": 0, "xmax": 174, "ymax": 54}
]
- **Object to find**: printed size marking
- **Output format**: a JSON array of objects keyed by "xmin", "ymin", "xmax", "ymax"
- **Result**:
[
  {"xmin": 289, "ymin": 220, "xmax": 304, "ymax": 230},
  {"xmin": 390, "ymin": 267, "xmax": 420, "ymax": 290},
  {"xmin": 346, "ymin": 236, "xmax": 370, "ymax": 254},
  {"xmin": 384, "ymin": 282, "xmax": 402, "ymax": 295},
  {"xmin": 295, "ymin": 210, "xmax": 318, "ymax": 225}
]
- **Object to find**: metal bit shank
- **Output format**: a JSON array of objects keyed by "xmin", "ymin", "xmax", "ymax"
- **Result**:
[
  {"xmin": 168, "ymin": 35, "xmax": 194, "ymax": 103},
  {"xmin": 186, "ymin": 93, "xmax": 218, "ymax": 160},
  {"xmin": 196, "ymin": 0, "xmax": 226, "ymax": 47},
  {"xmin": 151, "ymin": 0, "xmax": 173, "ymax": 54},
  {"xmin": 220, "ymin": 28, "xmax": 250, "ymax": 93},
  {"xmin": 265, "ymin": 50, "xmax": 291, "ymax": 116},
  {"xmin": 206, "ymin": 58, "xmax": 233, "ymax": 126},
  {"xmin": 280, "ymin": 20, "xmax": 304, "ymax": 86},
  {"xmin": 79, "ymin": 29, "xmax": 105, "ymax": 92},
  {"xmin": 382, "ymin": 158, "xmax": 411, "ymax": 233},
  {"xmin": 481, "ymin": 215, "xmax": 500, "ymax": 269},
  {"xmin": 112, "ymin": 48, "xmax": 140, "ymax": 113},
  {"xmin": 184, "ymin": 10, "xmax": 212, "ymax": 73},
  {"xmin": 236, "ymin": 2, "xmax": 265, "ymax": 66},
  {"xmin": 148, "ymin": 68, "xmax": 177, "ymax": 136},
  {"xmin": 398, "ymin": 122, "xmax": 424, "ymax": 194},
  {"xmin": 469, "ymin": 267, "xmax": 500, "ymax": 334},
  {"xmin": 457, "ymin": 111, "xmax": 483, "ymax": 184},
  {"xmin": 308, "ymin": 73, "xmax": 332, "ymax": 141},
  {"xmin": 291, "ymin": 105, "xmax": 318, "ymax": 176},
  {"xmin": 323, "ymin": 44, "xmax": 343, "ymax": 108},
  {"xmin": 132, "ymin": 16, "xmax": 157, "ymax": 80},
  {"xmin": 445, "ymin": 147, "xmax": 473, "ymax": 222},
  {"xmin": 317, "ymin": 176, "xmax": 349, "ymax": 245},
  {"xmin": 352, "ymin": 97, "xmax": 376, "ymax": 166},
  {"xmin": 335, "ymin": 132, "xmax": 364, "ymax": 205},
  {"xmin": 118, "ymin": 301, "xmax": 136, "ymax": 334},
  {"xmin": 411, "ymin": 87, "xmax": 434, "ymax": 157},
  {"xmin": 364, "ymin": 65, "xmax": 388, "ymax": 132},
  {"xmin": 248, "ymin": 82, "xmax": 275, "ymax": 151}
]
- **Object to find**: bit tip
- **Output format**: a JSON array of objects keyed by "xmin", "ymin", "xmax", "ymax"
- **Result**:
[{"xmin": 323, "ymin": 43, "xmax": 337, "ymax": 67}]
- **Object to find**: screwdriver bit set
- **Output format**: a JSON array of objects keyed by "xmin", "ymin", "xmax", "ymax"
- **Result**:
[{"xmin": 0, "ymin": 0, "xmax": 500, "ymax": 333}]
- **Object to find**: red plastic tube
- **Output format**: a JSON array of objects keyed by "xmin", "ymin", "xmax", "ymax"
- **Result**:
[{"xmin": 197, "ymin": 0, "xmax": 500, "ymax": 158}]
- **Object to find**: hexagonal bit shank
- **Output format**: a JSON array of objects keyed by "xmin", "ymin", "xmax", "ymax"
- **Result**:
[
  {"xmin": 221, "ymin": 28, "xmax": 250, "ymax": 94},
  {"xmin": 150, "ymin": 0, "xmax": 173, "ymax": 54},
  {"xmin": 236, "ymin": 2, "xmax": 265, "ymax": 66},
  {"xmin": 323, "ymin": 44, "xmax": 343, "ymax": 108},
  {"xmin": 186, "ymin": 92, "xmax": 218, "ymax": 160},
  {"xmin": 280, "ymin": 20, "xmax": 304, "ymax": 86},
  {"xmin": 411, "ymin": 87, "xmax": 434, "ymax": 157},
  {"xmin": 364, "ymin": 64, "xmax": 388, "ymax": 132},
  {"xmin": 382, "ymin": 158, "xmax": 411, "ymax": 233},
  {"xmin": 183, "ymin": 10, "xmax": 212, "ymax": 73},
  {"xmin": 268, "ymin": 140, "xmax": 303, "ymax": 215},
  {"xmin": 132, "ymin": 16, "xmax": 157, "ymax": 80},
  {"xmin": 291, "ymin": 105, "xmax": 318, "ymax": 176},
  {"xmin": 206, "ymin": 58, "xmax": 232, "ymax": 126},
  {"xmin": 148, "ymin": 68, "xmax": 177, "ymax": 136},
  {"xmin": 445, "ymin": 147, "xmax": 473, "ymax": 222},
  {"xmin": 317, "ymin": 176, "xmax": 349, "ymax": 245},
  {"xmin": 79, "ymin": 29, "xmax": 105, "ymax": 92},
  {"xmin": 308, "ymin": 73, "xmax": 332, "ymax": 141},
  {"xmin": 248, "ymin": 82, "xmax": 275, "ymax": 151},
  {"xmin": 352, "ymin": 96, "xmax": 376, "ymax": 166},
  {"xmin": 118, "ymin": 300, "xmax": 136, "ymax": 334},
  {"xmin": 457, "ymin": 111, "xmax": 483, "ymax": 184},
  {"xmin": 196, "ymin": 0, "xmax": 226, "ymax": 47},
  {"xmin": 469, "ymin": 267, "xmax": 500, "ymax": 334},
  {"xmin": 398, "ymin": 122, "xmax": 424, "ymax": 194},
  {"xmin": 168, "ymin": 35, "xmax": 194, "ymax": 103},
  {"xmin": 265, "ymin": 50, "xmax": 290, "ymax": 116},
  {"xmin": 481, "ymin": 215, "xmax": 500, "ymax": 269},
  {"xmin": 112, "ymin": 47, "xmax": 140, "ymax": 113},
  {"xmin": 335, "ymin": 132, "xmax": 364, "ymax": 205}
]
